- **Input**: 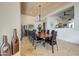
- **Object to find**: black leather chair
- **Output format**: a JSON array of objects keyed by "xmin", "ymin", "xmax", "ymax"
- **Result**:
[
  {"xmin": 21, "ymin": 25, "xmax": 23, "ymax": 40},
  {"xmin": 45, "ymin": 30, "xmax": 50, "ymax": 40},
  {"xmin": 21, "ymin": 25, "xmax": 25, "ymax": 40},
  {"xmin": 30, "ymin": 30, "xmax": 36, "ymax": 45},
  {"xmin": 47, "ymin": 30, "xmax": 50, "ymax": 34},
  {"xmin": 27, "ymin": 30, "xmax": 31, "ymax": 39},
  {"xmin": 45, "ymin": 30, "xmax": 58, "ymax": 53}
]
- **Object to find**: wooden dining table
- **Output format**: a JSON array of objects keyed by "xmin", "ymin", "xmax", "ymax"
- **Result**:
[{"xmin": 36, "ymin": 32, "xmax": 51, "ymax": 39}]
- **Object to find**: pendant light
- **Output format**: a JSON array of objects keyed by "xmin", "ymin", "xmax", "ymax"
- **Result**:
[{"xmin": 38, "ymin": 4, "xmax": 42, "ymax": 22}]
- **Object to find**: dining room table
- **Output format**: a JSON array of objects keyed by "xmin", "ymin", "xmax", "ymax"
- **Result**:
[{"xmin": 36, "ymin": 31, "xmax": 52, "ymax": 39}]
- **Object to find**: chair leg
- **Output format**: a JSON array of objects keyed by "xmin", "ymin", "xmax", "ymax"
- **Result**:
[
  {"xmin": 52, "ymin": 45, "xmax": 54, "ymax": 53},
  {"xmin": 32, "ymin": 39, "xmax": 34, "ymax": 45},
  {"xmin": 56, "ymin": 44, "xmax": 58, "ymax": 51},
  {"xmin": 34, "ymin": 44, "xmax": 36, "ymax": 50},
  {"xmin": 42, "ymin": 39, "xmax": 45, "ymax": 47},
  {"xmin": 34, "ymin": 40, "xmax": 37, "ymax": 50},
  {"xmin": 43, "ymin": 42, "xmax": 45, "ymax": 47}
]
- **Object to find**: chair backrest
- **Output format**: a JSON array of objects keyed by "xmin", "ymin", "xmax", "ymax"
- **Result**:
[
  {"xmin": 21, "ymin": 25, "xmax": 27, "ymax": 38},
  {"xmin": 53, "ymin": 31, "xmax": 57, "ymax": 41},
  {"xmin": 52, "ymin": 31, "xmax": 57, "ymax": 45},
  {"xmin": 50, "ymin": 30, "xmax": 57, "ymax": 41},
  {"xmin": 47, "ymin": 30, "xmax": 50, "ymax": 34},
  {"xmin": 27, "ymin": 30, "xmax": 30, "ymax": 36},
  {"xmin": 43, "ymin": 30, "xmax": 46, "ymax": 33},
  {"xmin": 50, "ymin": 30, "xmax": 54, "ymax": 40},
  {"xmin": 30, "ymin": 30, "xmax": 37, "ymax": 40},
  {"xmin": 51, "ymin": 30, "xmax": 54, "ymax": 36}
]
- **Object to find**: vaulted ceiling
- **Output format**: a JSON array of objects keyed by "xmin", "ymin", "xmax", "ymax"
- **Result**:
[{"xmin": 21, "ymin": 2, "xmax": 71, "ymax": 17}]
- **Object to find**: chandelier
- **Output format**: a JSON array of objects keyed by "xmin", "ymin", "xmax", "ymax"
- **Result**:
[{"xmin": 38, "ymin": 4, "xmax": 42, "ymax": 22}]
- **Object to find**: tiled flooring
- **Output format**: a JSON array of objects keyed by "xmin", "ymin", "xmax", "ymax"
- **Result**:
[{"xmin": 20, "ymin": 37, "xmax": 79, "ymax": 56}]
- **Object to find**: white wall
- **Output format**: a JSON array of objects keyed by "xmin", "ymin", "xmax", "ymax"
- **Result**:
[
  {"xmin": 74, "ymin": 3, "xmax": 79, "ymax": 30},
  {"xmin": 0, "ymin": 3, "xmax": 21, "ymax": 46},
  {"xmin": 46, "ymin": 3, "xmax": 79, "ymax": 44},
  {"xmin": 46, "ymin": 16, "xmax": 59, "ymax": 30}
]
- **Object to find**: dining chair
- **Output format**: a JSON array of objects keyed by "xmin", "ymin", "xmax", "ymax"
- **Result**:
[
  {"xmin": 45, "ymin": 30, "xmax": 58, "ymax": 53},
  {"xmin": 27, "ymin": 30, "xmax": 31, "ymax": 40},
  {"xmin": 45, "ymin": 30, "xmax": 50, "ymax": 40},
  {"xmin": 32, "ymin": 30, "xmax": 46, "ymax": 49},
  {"xmin": 21, "ymin": 25, "xmax": 27, "ymax": 40},
  {"xmin": 21, "ymin": 25, "xmax": 23, "ymax": 40},
  {"xmin": 24, "ymin": 25, "xmax": 28, "ymax": 36},
  {"xmin": 52, "ymin": 31, "xmax": 58, "ymax": 52},
  {"xmin": 30, "ymin": 30, "xmax": 36, "ymax": 45},
  {"xmin": 47, "ymin": 30, "xmax": 50, "ymax": 34}
]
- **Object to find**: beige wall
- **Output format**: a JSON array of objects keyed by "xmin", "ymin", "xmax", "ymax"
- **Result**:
[
  {"xmin": 0, "ymin": 2, "xmax": 21, "ymax": 46},
  {"xmin": 21, "ymin": 14, "xmax": 35, "ymax": 25}
]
